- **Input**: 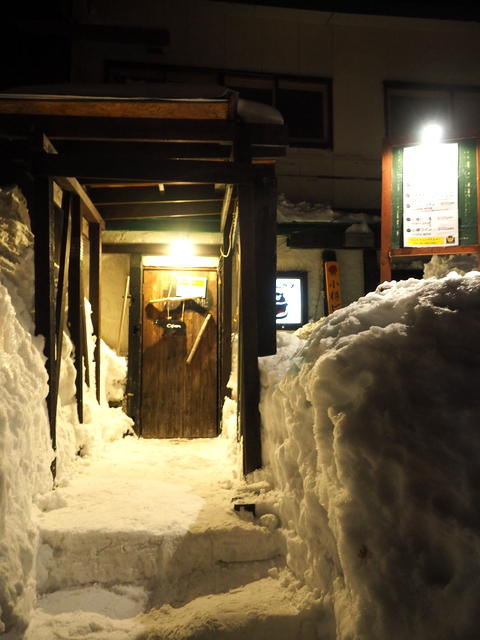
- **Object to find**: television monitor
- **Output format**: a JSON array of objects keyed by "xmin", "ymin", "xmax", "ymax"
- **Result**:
[{"xmin": 275, "ymin": 271, "xmax": 308, "ymax": 330}]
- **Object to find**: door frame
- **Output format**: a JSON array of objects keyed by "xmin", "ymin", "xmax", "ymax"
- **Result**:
[{"xmin": 128, "ymin": 261, "xmax": 221, "ymax": 437}]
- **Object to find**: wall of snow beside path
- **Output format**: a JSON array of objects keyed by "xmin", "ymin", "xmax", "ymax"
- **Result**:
[
  {"xmin": 259, "ymin": 273, "xmax": 480, "ymax": 640},
  {"xmin": 0, "ymin": 282, "xmax": 53, "ymax": 633}
]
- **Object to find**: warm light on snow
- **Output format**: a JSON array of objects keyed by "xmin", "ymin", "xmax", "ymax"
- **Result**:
[{"xmin": 4, "ymin": 184, "xmax": 480, "ymax": 639}]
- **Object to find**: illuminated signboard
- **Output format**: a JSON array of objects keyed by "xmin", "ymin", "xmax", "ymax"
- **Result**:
[
  {"xmin": 275, "ymin": 271, "xmax": 308, "ymax": 330},
  {"xmin": 403, "ymin": 142, "xmax": 459, "ymax": 248}
]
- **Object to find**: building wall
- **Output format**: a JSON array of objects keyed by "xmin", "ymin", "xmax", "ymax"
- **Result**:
[
  {"xmin": 71, "ymin": 1, "xmax": 480, "ymax": 210},
  {"xmin": 101, "ymin": 253, "xmax": 130, "ymax": 354}
]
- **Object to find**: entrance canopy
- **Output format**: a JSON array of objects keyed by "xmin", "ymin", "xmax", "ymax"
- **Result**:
[{"xmin": 0, "ymin": 83, "xmax": 288, "ymax": 474}]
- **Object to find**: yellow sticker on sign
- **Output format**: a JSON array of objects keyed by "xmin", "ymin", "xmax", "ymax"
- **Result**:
[{"xmin": 406, "ymin": 237, "xmax": 453, "ymax": 246}]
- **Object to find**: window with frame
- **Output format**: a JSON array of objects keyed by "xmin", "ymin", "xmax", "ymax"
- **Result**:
[
  {"xmin": 105, "ymin": 61, "xmax": 332, "ymax": 149},
  {"xmin": 385, "ymin": 81, "xmax": 480, "ymax": 143}
]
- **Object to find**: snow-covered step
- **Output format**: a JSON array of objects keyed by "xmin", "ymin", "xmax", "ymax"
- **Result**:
[
  {"xmin": 37, "ymin": 519, "xmax": 285, "ymax": 600},
  {"xmin": 35, "ymin": 438, "xmax": 286, "ymax": 603},
  {"xmin": 24, "ymin": 572, "xmax": 326, "ymax": 640}
]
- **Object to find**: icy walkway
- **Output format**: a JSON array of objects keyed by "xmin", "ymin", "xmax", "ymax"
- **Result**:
[{"xmin": 20, "ymin": 436, "xmax": 322, "ymax": 639}]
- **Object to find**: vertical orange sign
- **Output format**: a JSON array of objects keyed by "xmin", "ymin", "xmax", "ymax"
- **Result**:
[{"xmin": 324, "ymin": 261, "xmax": 342, "ymax": 314}]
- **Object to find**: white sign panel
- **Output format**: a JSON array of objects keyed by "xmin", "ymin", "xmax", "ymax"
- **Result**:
[
  {"xmin": 403, "ymin": 142, "xmax": 459, "ymax": 248},
  {"xmin": 276, "ymin": 277, "xmax": 302, "ymax": 325},
  {"xmin": 176, "ymin": 275, "xmax": 207, "ymax": 298}
]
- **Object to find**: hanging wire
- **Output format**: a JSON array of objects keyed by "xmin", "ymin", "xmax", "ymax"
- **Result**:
[{"xmin": 220, "ymin": 205, "xmax": 239, "ymax": 259}]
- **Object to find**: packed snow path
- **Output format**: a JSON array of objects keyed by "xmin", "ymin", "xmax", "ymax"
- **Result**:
[{"xmin": 21, "ymin": 437, "xmax": 322, "ymax": 639}]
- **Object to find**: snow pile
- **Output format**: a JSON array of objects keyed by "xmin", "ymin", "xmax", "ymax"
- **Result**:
[
  {"xmin": 0, "ymin": 186, "xmax": 134, "ymax": 634},
  {"xmin": 54, "ymin": 330, "xmax": 134, "ymax": 483},
  {"xmin": 27, "ymin": 435, "xmax": 321, "ymax": 640},
  {"xmin": 0, "ymin": 281, "xmax": 53, "ymax": 633},
  {"xmin": 423, "ymin": 253, "xmax": 478, "ymax": 279},
  {"xmin": 100, "ymin": 339, "xmax": 128, "ymax": 404},
  {"xmin": 0, "ymin": 186, "xmax": 35, "ymax": 332},
  {"xmin": 277, "ymin": 193, "xmax": 380, "ymax": 224},
  {"xmin": 260, "ymin": 272, "xmax": 480, "ymax": 640}
]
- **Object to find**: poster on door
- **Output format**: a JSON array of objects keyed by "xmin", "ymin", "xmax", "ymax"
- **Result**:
[{"xmin": 403, "ymin": 142, "xmax": 459, "ymax": 248}]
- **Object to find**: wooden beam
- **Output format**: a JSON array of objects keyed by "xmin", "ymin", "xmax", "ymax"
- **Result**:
[
  {"xmin": 57, "ymin": 140, "xmax": 232, "ymax": 160},
  {"xmin": 55, "ymin": 177, "xmax": 105, "ymax": 227},
  {"xmin": 90, "ymin": 222, "xmax": 102, "ymax": 402},
  {"xmin": 105, "ymin": 217, "xmax": 220, "ymax": 233},
  {"xmin": 56, "ymin": 140, "xmax": 282, "ymax": 160},
  {"xmin": 31, "ymin": 134, "xmax": 105, "ymax": 228},
  {"xmin": 103, "ymin": 242, "xmax": 220, "ymax": 256},
  {"xmin": 98, "ymin": 200, "xmax": 222, "ymax": 219},
  {"xmin": 0, "ymin": 115, "xmax": 236, "ymax": 142},
  {"xmin": 0, "ymin": 114, "xmax": 287, "ymax": 147},
  {"xmin": 391, "ymin": 245, "xmax": 480, "ymax": 257},
  {"xmin": 90, "ymin": 184, "xmax": 223, "ymax": 205},
  {"xmin": 0, "ymin": 98, "xmax": 230, "ymax": 120},
  {"xmin": 34, "ymin": 152, "xmax": 274, "ymax": 184}
]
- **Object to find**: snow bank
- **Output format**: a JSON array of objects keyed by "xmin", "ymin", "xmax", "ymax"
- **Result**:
[
  {"xmin": 277, "ymin": 193, "xmax": 380, "ymax": 224},
  {"xmin": 0, "ymin": 281, "xmax": 53, "ymax": 633},
  {"xmin": 423, "ymin": 253, "xmax": 478, "ymax": 279},
  {"xmin": 101, "ymin": 339, "xmax": 128, "ymax": 404},
  {"xmin": 0, "ymin": 186, "xmax": 134, "ymax": 633},
  {"xmin": 260, "ymin": 273, "xmax": 480, "ymax": 640}
]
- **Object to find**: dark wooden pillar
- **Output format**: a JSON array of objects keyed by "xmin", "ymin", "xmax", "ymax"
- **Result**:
[
  {"xmin": 238, "ymin": 181, "xmax": 262, "ymax": 474},
  {"xmin": 31, "ymin": 176, "xmax": 57, "ymax": 467},
  {"xmin": 52, "ymin": 193, "xmax": 72, "ymax": 456},
  {"xmin": 126, "ymin": 254, "xmax": 142, "ymax": 431},
  {"xmin": 254, "ymin": 174, "xmax": 277, "ymax": 357},
  {"xmin": 68, "ymin": 195, "xmax": 84, "ymax": 423},
  {"xmin": 218, "ymin": 207, "xmax": 234, "ymax": 423},
  {"xmin": 380, "ymin": 144, "xmax": 393, "ymax": 282},
  {"xmin": 89, "ymin": 222, "xmax": 102, "ymax": 402}
]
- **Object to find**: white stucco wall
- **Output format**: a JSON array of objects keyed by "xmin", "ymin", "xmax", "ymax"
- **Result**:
[
  {"xmin": 101, "ymin": 253, "xmax": 130, "ymax": 355},
  {"xmin": 277, "ymin": 236, "xmax": 364, "ymax": 322},
  {"xmin": 72, "ymin": 1, "xmax": 480, "ymax": 211}
]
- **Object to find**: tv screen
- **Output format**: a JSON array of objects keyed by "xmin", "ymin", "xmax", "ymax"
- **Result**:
[{"xmin": 275, "ymin": 271, "xmax": 308, "ymax": 330}]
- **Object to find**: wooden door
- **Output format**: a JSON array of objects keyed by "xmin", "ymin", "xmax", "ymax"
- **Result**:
[{"xmin": 141, "ymin": 268, "xmax": 218, "ymax": 438}]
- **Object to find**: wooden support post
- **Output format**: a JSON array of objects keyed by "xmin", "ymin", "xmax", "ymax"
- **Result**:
[
  {"xmin": 380, "ymin": 144, "xmax": 393, "ymax": 282},
  {"xmin": 89, "ymin": 221, "xmax": 102, "ymax": 402},
  {"xmin": 53, "ymin": 193, "xmax": 72, "ymax": 451},
  {"xmin": 68, "ymin": 195, "xmax": 84, "ymax": 423},
  {"xmin": 218, "ymin": 208, "xmax": 234, "ymax": 425},
  {"xmin": 238, "ymin": 181, "xmax": 262, "ymax": 474},
  {"xmin": 476, "ymin": 141, "xmax": 480, "ymax": 270},
  {"xmin": 254, "ymin": 175, "xmax": 277, "ymax": 357},
  {"xmin": 31, "ymin": 175, "xmax": 57, "ymax": 474},
  {"xmin": 126, "ymin": 254, "xmax": 143, "ymax": 431}
]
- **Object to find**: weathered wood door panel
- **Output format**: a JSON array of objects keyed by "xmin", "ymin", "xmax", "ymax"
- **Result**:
[{"xmin": 141, "ymin": 268, "xmax": 218, "ymax": 438}]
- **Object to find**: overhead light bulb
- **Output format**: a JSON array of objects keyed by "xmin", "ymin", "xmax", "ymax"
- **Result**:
[
  {"xmin": 420, "ymin": 122, "xmax": 443, "ymax": 144},
  {"xmin": 170, "ymin": 238, "xmax": 193, "ymax": 259}
]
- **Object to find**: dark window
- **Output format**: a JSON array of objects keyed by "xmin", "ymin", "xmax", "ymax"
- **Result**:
[
  {"xmin": 276, "ymin": 79, "xmax": 329, "ymax": 146},
  {"xmin": 385, "ymin": 82, "xmax": 480, "ymax": 142}
]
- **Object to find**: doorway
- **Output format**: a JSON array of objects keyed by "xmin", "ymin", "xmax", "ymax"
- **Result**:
[{"xmin": 140, "ymin": 267, "xmax": 218, "ymax": 438}]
